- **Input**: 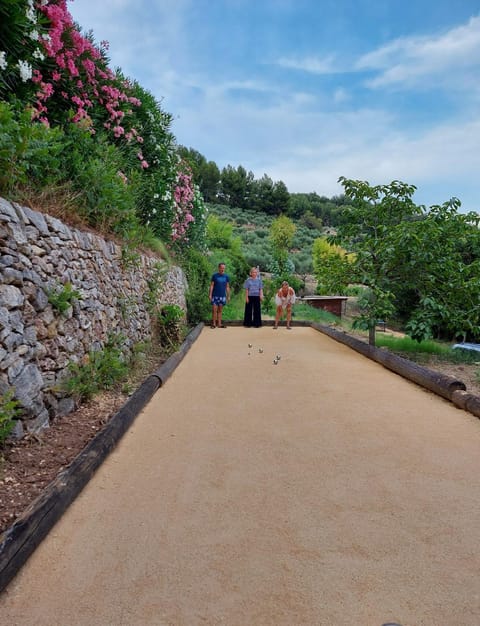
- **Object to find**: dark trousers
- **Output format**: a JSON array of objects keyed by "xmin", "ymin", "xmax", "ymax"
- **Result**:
[{"xmin": 243, "ymin": 296, "xmax": 262, "ymax": 327}]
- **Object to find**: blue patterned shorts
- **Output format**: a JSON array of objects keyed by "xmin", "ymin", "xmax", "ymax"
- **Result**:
[{"xmin": 211, "ymin": 296, "xmax": 226, "ymax": 306}]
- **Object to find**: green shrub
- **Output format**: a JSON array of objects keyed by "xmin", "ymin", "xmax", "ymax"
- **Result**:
[
  {"xmin": 157, "ymin": 304, "xmax": 185, "ymax": 351},
  {"xmin": 0, "ymin": 390, "xmax": 21, "ymax": 446},
  {"xmin": 47, "ymin": 281, "xmax": 82, "ymax": 315},
  {"xmin": 0, "ymin": 101, "xmax": 64, "ymax": 195},
  {"xmin": 64, "ymin": 333, "xmax": 129, "ymax": 401},
  {"xmin": 181, "ymin": 248, "xmax": 212, "ymax": 324},
  {"xmin": 144, "ymin": 262, "xmax": 168, "ymax": 315}
]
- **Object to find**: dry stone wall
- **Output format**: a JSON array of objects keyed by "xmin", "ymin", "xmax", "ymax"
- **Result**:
[{"xmin": 0, "ymin": 198, "xmax": 187, "ymax": 437}]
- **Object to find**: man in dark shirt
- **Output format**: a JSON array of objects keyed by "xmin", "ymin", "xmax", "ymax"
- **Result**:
[{"xmin": 208, "ymin": 262, "xmax": 230, "ymax": 328}]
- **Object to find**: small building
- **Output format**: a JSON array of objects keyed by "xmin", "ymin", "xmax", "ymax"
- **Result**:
[{"xmin": 299, "ymin": 295, "xmax": 348, "ymax": 318}]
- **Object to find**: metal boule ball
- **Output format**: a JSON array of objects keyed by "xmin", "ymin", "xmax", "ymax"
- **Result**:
[
  {"xmin": 273, "ymin": 359, "xmax": 278, "ymax": 365},
  {"xmin": 276, "ymin": 355, "xmax": 281, "ymax": 360},
  {"xmin": 248, "ymin": 343, "xmax": 253, "ymax": 348},
  {"xmin": 259, "ymin": 348, "xmax": 263, "ymax": 353}
]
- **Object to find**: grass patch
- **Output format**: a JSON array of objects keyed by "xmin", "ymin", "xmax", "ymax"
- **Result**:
[
  {"xmin": 220, "ymin": 295, "xmax": 344, "ymax": 326},
  {"xmin": 375, "ymin": 334, "xmax": 480, "ymax": 364}
]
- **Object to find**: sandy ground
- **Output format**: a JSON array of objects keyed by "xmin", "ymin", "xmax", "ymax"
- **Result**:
[{"xmin": 1, "ymin": 326, "xmax": 480, "ymax": 626}]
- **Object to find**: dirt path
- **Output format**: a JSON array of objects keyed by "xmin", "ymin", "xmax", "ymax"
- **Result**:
[{"xmin": 2, "ymin": 326, "xmax": 480, "ymax": 625}]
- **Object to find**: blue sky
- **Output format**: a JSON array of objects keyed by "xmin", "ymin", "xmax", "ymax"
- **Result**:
[{"xmin": 68, "ymin": 0, "xmax": 480, "ymax": 211}]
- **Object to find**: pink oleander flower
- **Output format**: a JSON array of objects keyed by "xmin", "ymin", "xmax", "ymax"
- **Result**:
[{"xmin": 33, "ymin": 0, "xmax": 145, "ymax": 149}]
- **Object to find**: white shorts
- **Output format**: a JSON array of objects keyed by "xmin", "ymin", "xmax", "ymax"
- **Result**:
[{"xmin": 275, "ymin": 294, "xmax": 295, "ymax": 308}]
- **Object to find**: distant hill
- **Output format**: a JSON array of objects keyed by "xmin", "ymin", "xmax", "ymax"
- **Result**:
[{"xmin": 206, "ymin": 203, "xmax": 328, "ymax": 276}]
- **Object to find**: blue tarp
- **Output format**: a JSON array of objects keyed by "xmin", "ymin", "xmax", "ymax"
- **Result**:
[{"xmin": 452, "ymin": 342, "xmax": 480, "ymax": 353}]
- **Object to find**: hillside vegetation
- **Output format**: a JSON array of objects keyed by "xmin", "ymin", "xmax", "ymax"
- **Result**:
[{"xmin": 207, "ymin": 203, "xmax": 325, "ymax": 277}]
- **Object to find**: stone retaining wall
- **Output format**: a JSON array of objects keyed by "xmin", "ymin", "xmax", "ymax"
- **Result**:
[{"xmin": 0, "ymin": 198, "xmax": 187, "ymax": 436}]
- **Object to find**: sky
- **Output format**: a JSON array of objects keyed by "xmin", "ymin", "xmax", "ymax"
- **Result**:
[{"xmin": 68, "ymin": 0, "xmax": 480, "ymax": 212}]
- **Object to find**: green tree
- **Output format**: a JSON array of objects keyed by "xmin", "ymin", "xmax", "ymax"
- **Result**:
[
  {"xmin": 218, "ymin": 165, "xmax": 254, "ymax": 209},
  {"xmin": 206, "ymin": 215, "xmax": 235, "ymax": 249},
  {"xmin": 312, "ymin": 237, "xmax": 353, "ymax": 295},
  {"xmin": 272, "ymin": 180, "xmax": 290, "ymax": 214},
  {"xmin": 251, "ymin": 175, "xmax": 272, "ymax": 213},
  {"xmin": 201, "ymin": 160, "xmax": 221, "ymax": 202},
  {"xmin": 335, "ymin": 177, "xmax": 423, "ymax": 345},
  {"xmin": 399, "ymin": 200, "xmax": 480, "ymax": 342},
  {"xmin": 177, "ymin": 146, "xmax": 220, "ymax": 202},
  {"xmin": 336, "ymin": 177, "xmax": 480, "ymax": 345},
  {"xmin": 269, "ymin": 215, "xmax": 296, "ymax": 276}
]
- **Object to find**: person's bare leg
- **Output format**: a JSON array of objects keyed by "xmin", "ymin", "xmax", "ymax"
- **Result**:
[
  {"xmin": 274, "ymin": 306, "xmax": 282, "ymax": 329},
  {"xmin": 217, "ymin": 305, "xmax": 223, "ymax": 327},
  {"xmin": 212, "ymin": 305, "xmax": 218, "ymax": 327},
  {"xmin": 286, "ymin": 304, "xmax": 292, "ymax": 329}
]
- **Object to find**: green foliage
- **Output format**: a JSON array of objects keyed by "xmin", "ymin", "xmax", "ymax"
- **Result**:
[
  {"xmin": 312, "ymin": 237, "xmax": 353, "ymax": 295},
  {"xmin": 0, "ymin": 101, "xmax": 64, "ymax": 195},
  {"xmin": 288, "ymin": 302, "xmax": 340, "ymax": 325},
  {"xmin": 0, "ymin": 1, "xmax": 47, "ymax": 103},
  {"xmin": 398, "ymin": 202, "xmax": 480, "ymax": 342},
  {"xmin": 62, "ymin": 126, "xmax": 139, "ymax": 235},
  {"xmin": 269, "ymin": 215, "xmax": 296, "ymax": 276},
  {"xmin": 352, "ymin": 286, "xmax": 396, "ymax": 342},
  {"xmin": 120, "ymin": 246, "xmax": 142, "ymax": 270},
  {"xmin": 47, "ymin": 281, "xmax": 82, "ymax": 315},
  {"xmin": 156, "ymin": 304, "xmax": 185, "ymax": 351},
  {"xmin": 144, "ymin": 262, "xmax": 168, "ymax": 316},
  {"xmin": 291, "ymin": 250, "xmax": 313, "ymax": 276},
  {"xmin": 244, "ymin": 244, "xmax": 273, "ymax": 272},
  {"xmin": 0, "ymin": 5, "xmax": 201, "ymax": 252},
  {"xmin": 117, "ymin": 295, "xmax": 137, "ymax": 321},
  {"xmin": 64, "ymin": 334, "xmax": 129, "ymax": 401},
  {"xmin": 218, "ymin": 164, "xmax": 255, "ymax": 209},
  {"xmin": 207, "ymin": 203, "xmax": 321, "ymax": 275},
  {"xmin": 335, "ymin": 177, "xmax": 424, "ymax": 344},
  {"xmin": 375, "ymin": 335, "xmax": 480, "ymax": 376},
  {"xmin": 288, "ymin": 191, "xmax": 350, "ymax": 227},
  {"xmin": 374, "ymin": 334, "xmax": 453, "ymax": 356},
  {"xmin": 0, "ymin": 390, "xmax": 21, "ymax": 445},
  {"xmin": 209, "ymin": 250, "xmax": 249, "ymax": 294},
  {"xmin": 219, "ymin": 290, "xmax": 246, "ymax": 320},
  {"xmin": 260, "ymin": 276, "xmax": 276, "ymax": 312},
  {"xmin": 181, "ymin": 248, "xmax": 212, "ymax": 323},
  {"xmin": 206, "ymin": 215, "xmax": 235, "ymax": 249},
  {"xmin": 177, "ymin": 146, "xmax": 220, "ymax": 202}
]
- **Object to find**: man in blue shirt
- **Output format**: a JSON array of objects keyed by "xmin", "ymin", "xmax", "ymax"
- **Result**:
[{"xmin": 209, "ymin": 262, "xmax": 231, "ymax": 328}]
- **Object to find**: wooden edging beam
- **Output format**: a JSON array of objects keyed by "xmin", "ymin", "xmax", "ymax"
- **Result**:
[
  {"xmin": 0, "ymin": 322, "xmax": 204, "ymax": 594},
  {"xmin": 312, "ymin": 323, "xmax": 467, "ymax": 402}
]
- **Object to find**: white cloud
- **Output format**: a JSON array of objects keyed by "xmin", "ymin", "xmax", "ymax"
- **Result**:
[
  {"xmin": 68, "ymin": 2, "xmax": 480, "ymax": 211},
  {"xmin": 357, "ymin": 15, "xmax": 480, "ymax": 90},
  {"xmin": 262, "ymin": 116, "xmax": 480, "ymax": 209},
  {"xmin": 274, "ymin": 54, "xmax": 339, "ymax": 74}
]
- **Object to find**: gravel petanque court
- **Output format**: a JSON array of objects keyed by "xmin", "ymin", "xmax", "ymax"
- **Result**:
[{"xmin": 1, "ymin": 326, "xmax": 480, "ymax": 625}]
